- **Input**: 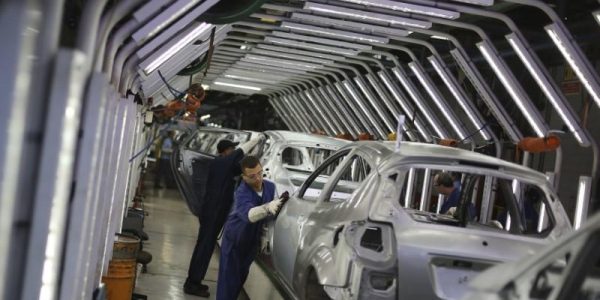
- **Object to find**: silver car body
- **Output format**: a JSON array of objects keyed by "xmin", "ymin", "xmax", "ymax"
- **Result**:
[
  {"xmin": 259, "ymin": 130, "xmax": 349, "ymax": 195},
  {"xmin": 462, "ymin": 212, "xmax": 600, "ymax": 300},
  {"xmin": 269, "ymin": 141, "xmax": 572, "ymax": 300},
  {"xmin": 171, "ymin": 127, "xmax": 348, "ymax": 215}
]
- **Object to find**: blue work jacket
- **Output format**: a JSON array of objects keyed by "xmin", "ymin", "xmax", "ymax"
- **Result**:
[{"xmin": 222, "ymin": 180, "xmax": 276, "ymax": 249}]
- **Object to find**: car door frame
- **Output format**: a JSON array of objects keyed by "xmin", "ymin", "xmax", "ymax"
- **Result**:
[
  {"xmin": 291, "ymin": 148, "xmax": 377, "ymax": 292},
  {"xmin": 271, "ymin": 148, "xmax": 353, "ymax": 291}
]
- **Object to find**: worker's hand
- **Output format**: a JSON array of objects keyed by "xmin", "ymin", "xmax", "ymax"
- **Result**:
[
  {"xmin": 266, "ymin": 198, "xmax": 283, "ymax": 215},
  {"xmin": 446, "ymin": 207, "xmax": 457, "ymax": 215},
  {"xmin": 257, "ymin": 133, "xmax": 267, "ymax": 143}
]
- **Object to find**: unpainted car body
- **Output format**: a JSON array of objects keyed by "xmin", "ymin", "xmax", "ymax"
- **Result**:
[
  {"xmin": 269, "ymin": 141, "xmax": 572, "ymax": 300},
  {"xmin": 259, "ymin": 130, "xmax": 349, "ymax": 195},
  {"xmin": 462, "ymin": 212, "xmax": 600, "ymax": 300},
  {"xmin": 170, "ymin": 127, "xmax": 348, "ymax": 215}
]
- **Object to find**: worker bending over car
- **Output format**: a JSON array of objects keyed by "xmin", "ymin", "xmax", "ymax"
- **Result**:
[{"xmin": 216, "ymin": 155, "xmax": 285, "ymax": 300}]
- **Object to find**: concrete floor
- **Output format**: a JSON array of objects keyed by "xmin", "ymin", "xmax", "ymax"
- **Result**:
[{"xmin": 134, "ymin": 186, "xmax": 285, "ymax": 300}]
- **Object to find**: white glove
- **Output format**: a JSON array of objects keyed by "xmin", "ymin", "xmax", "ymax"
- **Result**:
[
  {"xmin": 266, "ymin": 198, "xmax": 283, "ymax": 215},
  {"xmin": 248, "ymin": 198, "xmax": 283, "ymax": 223},
  {"xmin": 239, "ymin": 133, "xmax": 265, "ymax": 154},
  {"xmin": 446, "ymin": 207, "xmax": 457, "ymax": 215}
]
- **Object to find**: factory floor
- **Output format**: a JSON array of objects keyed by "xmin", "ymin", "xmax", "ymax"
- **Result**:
[{"xmin": 133, "ymin": 186, "xmax": 285, "ymax": 300}]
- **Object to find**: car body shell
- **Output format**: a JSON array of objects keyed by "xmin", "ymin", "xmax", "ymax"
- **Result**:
[
  {"xmin": 269, "ymin": 141, "xmax": 572, "ymax": 300},
  {"xmin": 462, "ymin": 212, "xmax": 600, "ymax": 300},
  {"xmin": 170, "ymin": 127, "xmax": 348, "ymax": 216}
]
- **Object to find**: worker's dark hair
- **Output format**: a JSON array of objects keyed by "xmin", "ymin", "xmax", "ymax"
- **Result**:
[
  {"xmin": 435, "ymin": 172, "xmax": 454, "ymax": 188},
  {"xmin": 240, "ymin": 155, "xmax": 261, "ymax": 171}
]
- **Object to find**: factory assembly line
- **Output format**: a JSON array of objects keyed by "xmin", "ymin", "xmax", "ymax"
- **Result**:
[{"xmin": 1, "ymin": 0, "xmax": 600, "ymax": 299}]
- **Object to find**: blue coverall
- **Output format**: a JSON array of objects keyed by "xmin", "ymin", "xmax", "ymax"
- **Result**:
[
  {"xmin": 186, "ymin": 148, "xmax": 244, "ymax": 288},
  {"xmin": 440, "ymin": 185, "xmax": 476, "ymax": 220},
  {"xmin": 216, "ymin": 180, "xmax": 276, "ymax": 300}
]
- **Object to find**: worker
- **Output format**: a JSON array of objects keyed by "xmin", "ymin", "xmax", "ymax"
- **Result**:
[
  {"xmin": 154, "ymin": 131, "xmax": 174, "ymax": 189},
  {"xmin": 183, "ymin": 135, "xmax": 264, "ymax": 297},
  {"xmin": 216, "ymin": 155, "xmax": 284, "ymax": 300},
  {"xmin": 434, "ymin": 172, "xmax": 476, "ymax": 219}
]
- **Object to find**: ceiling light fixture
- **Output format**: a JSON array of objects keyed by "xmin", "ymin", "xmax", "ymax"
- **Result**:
[
  {"xmin": 133, "ymin": 0, "xmax": 203, "ymax": 43},
  {"xmin": 243, "ymin": 54, "xmax": 323, "ymax": 69},
  {"xmin": 281, "ymin": 21, "xmax": 389, "ymax": 43},
  {"xmin": 545, "ymin": 23, "xmax": 600, "ymax": 110},
  {"xmin": 304, "ymin": 2, "xmax": 432, "ymax": 29},
  {"xmin": 449, "ymin": 48, "xmax": 522, "ymax": 143},
  {"xmin": 449, "ymin": 0, "xmax": 493, "ymax": 6},
  {"xmin": 223, "ymin": 74, "xmax": 286, "ymax": 84},
  {"xmin": 142, "ymin": 22, "xmax": 212, "ymax": 74},
  {"xmin": 338, "ymin": 0, "xmax": 460, "ymax": 19},
  {"xmin": 271, "ymin": 31, "xmax": 373, "ymax": 50},
  {"xmin": 291, "ymin": 12, "xmax": 411, "ymax": 37},
  {"xmin": 477, "ymin": 40, "xmax": 546, "ymax": 137},
  {"xmin": 264, "ymin": 36, "xmax": 360, "ymax": 56},
  {"xmin": 342, "ymin": 80, "xmax": 387, "ymax": 138},
  {"xmin": 256, "ymin": 44, "xmax": 341, "ymax": 60},
  {"xmin": 430, "ymin": 35, "xmax": 450, "ymax": 40},
  {"xmin": 427, "ymin": 55, "xmax": 490, "ymax": 141},
  {"xmin": 214, "ymin": 81, "xmax": 262, "ymax": 91},
  {"xmin": 506, "ymin": 33, "xmax": 589, "ymax": 146},
  {"xmin": 252, "ymin": 48, "xmax": 333, "ymax": 64},
  {"xmin": 391, "ymin": 67, "xmax": 447, "ymax": 139},
  {"xmin": 408, "ymin": 62, "xmax": 468, "ymax": 140},
  {"xmin": 594, "ymin": 10, "xmax": 600, "ymax": 26},
  {"xmin": 377, "ymin": 71, "xmax": 432, "ymax": 142}
]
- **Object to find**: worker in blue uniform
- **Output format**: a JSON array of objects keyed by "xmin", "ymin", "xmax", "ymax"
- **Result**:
[
  {"xmin": 184, "ymin": 135, "xmax": 264, "ymax": 297},
  {"xmin": 434, "ymin": 172, "xmax": 476, "ymax": 219},
  {"xmin": 216, "ymin": 155, "xmax": 284, "ymax": 300}
]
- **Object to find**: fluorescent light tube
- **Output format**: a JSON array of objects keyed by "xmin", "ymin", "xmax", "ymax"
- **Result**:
[
  {"xmin": 234, "ymin": 61, "xmax": 308, "ymax": 74},
  {"xmin": 450, "ymin": 0, "xmax": 493, "ymax": 5},
  {"xmin": 594, "ymin": 10, "xmax": 600, "ymax": 26},
  {"xmin": 223, "ymin": 74, "xmax": 285, "ymax": 84},
  {"xmin": 477, "ymin": 40, "xmax": 546, "ymax": 137},
  {"xmin": 574, "ymin": 176, "xmax": 592, "ymax": 229},
  {"xmin": 143, "ymin": 22, "xmax": 212, "ymax": 74},
  {"xmin": 545, "ymin": 23, "xmax": 600, "ymax": 110},
  {"xmin": 404, "ymin": 168, "xmax": 416, "ymax": 207},
  {"xmin": 430, "ymin": 35, "xmax": 450, "ymax": 40},
  {"xmin": 240, "ymin": 58, "xmax": 316, "ymax": 72},
  {"xmin": 391, "ymin": 67, "xmax": 447, "ymax": 139},
  {"xmin": 427, "ymin": 55, "xmax": 490, "ymax": 141},
  {"xmin": 265, "ymin": 36, "xmax": 360, "ymax": 56},
  {"xmin": 271, "ymin": 31, "xmax": 373, "ymax": 50},
  {"xmin": 304, "ymin": 2, "xmax": 432, "ymax": 29},
  {"xmin": 408, "ymin": 62, "xmax": 468, "ymax": 140},
  {"xmin": 377, "ymin": 71, "xmax": 432, "ymax": 142},
  {"xmin": 537, "ymin": 203, "xmax": 547, "ymax": 233},
  {"xmin": 245, "ymin": 54, "xmax": 324, "ymax": 69},
  {"xmin": 506, "ymin": 33, "xmax": 589, "ymax": 146},
  {"xmin": 256, "ymin": 44, "xmax": 342, "ymax": 60},
  {"xmin": 133, "ymin": 0, "xmax": 203, "ymax": 42},
  {"xmin": 214, "ymin": 81, "xmax": 262, "ymax": 91},
  {"xmin": 291, "ymin": 12, "xmax": 411, "ymax": 37},
  {"xmin": 354, "ymin": 76, "xmax": 395, "ymax": 132},
  {"xmin": 449, "ymin": 48, "xmax": 522, "ymax": 143},
  {"xmin": 281, "ymin": 21, "xmax": 389, "ymax": 43},
  {"xmin": 251, "ymin": 48, "xmax": 334, "ymax": 64},
  {"xmin": 338, "ymin": 0, "xmax": 460, "ymax": 19},
  {"xmin": 342, "ymin": 80, "xmax": 387, "ymax": 138}
]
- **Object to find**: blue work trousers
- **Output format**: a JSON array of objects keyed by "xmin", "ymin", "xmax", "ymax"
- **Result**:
[
  {"xmin": 186, "ymin": 206, "xmax": 229, "ymax": 284},
  {"xmin": 216, "ymin": 235, "xmax": 258, "ymax": 300}
]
